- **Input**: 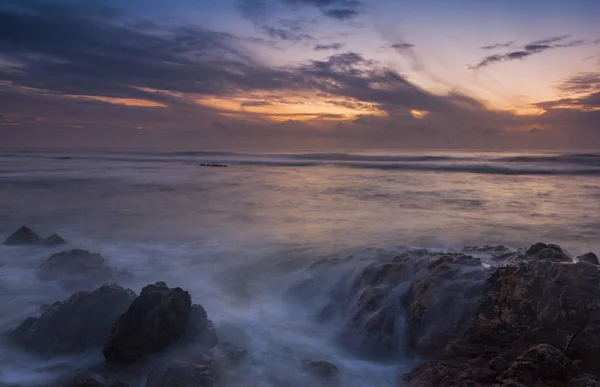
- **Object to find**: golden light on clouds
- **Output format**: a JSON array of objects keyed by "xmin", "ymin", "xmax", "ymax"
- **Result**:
[
  {"xmin": 195, "ymin": 91, "xmax": 385, "ymax": 122},
  {"xmin": 410, "ymin": 109, "xmax": 430, "ymax": 119},
  {"xmin": 67, "ymin": 95, "xmax": 166, "ymax": 107}
]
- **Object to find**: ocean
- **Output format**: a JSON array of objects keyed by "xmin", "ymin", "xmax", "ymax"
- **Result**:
[{"xmin": 1, "ymin": 149, "xmax": 600, "ymax": 386}]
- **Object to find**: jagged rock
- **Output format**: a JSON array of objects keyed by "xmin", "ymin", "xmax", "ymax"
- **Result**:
[
  {"xmin": 3, "ymin": 226, "xmax": 43, "ymax": 245},
  {"xmin": 578, "ymin": 253, "xmax": 599, "ymax": 265},
  {"xmin": 473, "ymin": 248, "xmax": 600, "ymax": 372},
  {"xmin": 145, "ymin": 356, "xmax": 221, "ymax": 387},
  {"xmin": 301, "ymin": 360, "xmax": 339, "ymax": 379},
  {"xmin": 402, "ymin": 361, "xmax": 484, "ymax": 387},
  {"xmin": 38, "ymin": 249, "xmax": 114, "ymax": 291},
  {"xmin": 12, "ymin": 284, "xmax": 136, "ymax": 354},
  {"xmin": 63, "ymin": 379, "xmax": 128, "ymax": 387},
  {"xmin": 44, "ymin": 233, "xmax": 67, "ymax": 246},
  {"xmin": 489, "ymin": 355, "xmax": 511, "ymax": 373},
  {"xmin": 499, "ymin": 344, "xmax": 570, "ymax": 384},
  {"xmin": 104, "ymin": 282, "xmax": 217, "ymax": 365},
  {"xmin": 214, "ymin": 342, "xmax": 248, "ymax": 368}
]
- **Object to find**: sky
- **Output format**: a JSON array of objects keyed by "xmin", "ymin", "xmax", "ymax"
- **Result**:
[{"xmin": 1, "ymin": 0, "xmax": 599, "ymax": 150}]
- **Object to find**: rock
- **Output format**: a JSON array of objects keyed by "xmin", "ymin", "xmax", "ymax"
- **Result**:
[
  {"xmin": 63, "ymin": 379, "xmax": 128, "ymax": 387},
  {"xmin": 104, "ymin": 282, "xmax": 217, "ymax": 365},
  {"xmin": 500, "ymin": 344, "xmax": 570, "ymax": 384},
  {"xmin": 44, "ymin": 233, "xmax": 67, "ymax": 246},
  {"xmin": 402, "ymin": 361, "xmax": 482, "ymax": 387},
  {"xmin": 145, "ymin": 356, "xmax": 221, "ymax": 387},
  {"xmin": 525, "ymin": 242, "xmax": 566, "ymax": 258},
  {"xmin": 473, "ymin": 252, "xmax": 600, "ymax": 372},
  {"xmin": 38, "ymin": 249, "xmax": 114, "ymax": 291},
  {"xmin": 12, "ymin": 284, "xmax": 136, "ymax": 354},
  {"xmin": 214, "ymin": 342, "xmax": 248, "ymax": 368},
  {"xmin": 3, "ymin": 226, "xmax": 43, "ymax": 245},
  {"xmin": 489, "ymin": 355, "xmax": 510, "ymax": 374},
  {"xmin": 578, "ymin": 253, "xmax": 599, "ymax": 265},
  {"xmin": 301, "ymin": 360, "xmax": 339, "ymax": 379}
]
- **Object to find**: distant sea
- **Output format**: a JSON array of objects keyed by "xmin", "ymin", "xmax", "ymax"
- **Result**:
[{"xmin": 1, "ymin": 149, "xmax": 600, "ymax": 386}]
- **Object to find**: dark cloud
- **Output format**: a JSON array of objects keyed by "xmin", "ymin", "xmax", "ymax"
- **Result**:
[
  {"xmin": 389, "ymin": 43, "xmax": 415, "ymax": 51},
  {"xmin": 558, "ymin": 72, "xmax": 600, "ymax": 94},
  {"xmin": 470, "ymin": 35, "xmax": 587, "ymax": 69},
  {"xmin": 480, "ymin": 41, "xmax": 514, "ymax": 50},
  {"xmin": 314, "ymin": 43, "xmax": 344, "ymax": 51},
  {"xmin": 281, "ymin": 0, "xmax": 362, "ymax": 19},
  {"xmin": 262, "ymin": 26, "xmax": 313, "ymax": 41}
]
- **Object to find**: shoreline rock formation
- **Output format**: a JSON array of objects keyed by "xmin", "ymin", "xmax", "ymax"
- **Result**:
[{"xmin": 3, "ymin": 225, "xmax": 67, "ymax": 246}]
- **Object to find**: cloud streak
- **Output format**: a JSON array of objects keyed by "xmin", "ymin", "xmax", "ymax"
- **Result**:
[{"xmin": 470, "ymin": 35, "xmax": 589, "ymax": 69}]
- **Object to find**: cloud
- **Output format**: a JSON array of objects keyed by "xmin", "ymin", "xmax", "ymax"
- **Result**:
[
  {"xmin": 281, "ymin": 0, "xmax": 362, "ymax": 19},
  {"xmin": 558, "ymin": 72, "xmax": 600, "ymax": 94},
  {"xmin": 389, "ymin": 43, "xmax": 415, "ymax": 51},
  {"xmin": 480, "ymin": 41, "xmax": 514, "ymax": 50},
  {"xmin": 314, "ymin": 43, "xmax": 344, "ymax": 51},
  {"xmin": 470, "ymin": 35, "xmax": 587, "ymax": 69}
]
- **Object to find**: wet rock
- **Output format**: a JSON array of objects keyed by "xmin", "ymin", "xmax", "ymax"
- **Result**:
[
  {"xmin": 402, "ymin": 361, "xmax": 482, "ymax": 387},
  {"xmin": 489, "ymin": 355, "xmax": 510, "ymax": 374},
  {"xmin": 525, "ymin": 242, "xmax": 566, "ymax": 258},
  {"xmin": 578, "ymin": 253, "xmax": 599, "ymax": 265},
  {"xmin": 214, "ymin": 342, "xmax": 248, "ymax": 368},
  {"xmin": 44, "ymin": 233, "xmax": 67, "ymax": 246},
  {"xmin": 3, "ymin": 226, "xmax": 43, "ymax": 245},
  {"xmin": 145, "ymin": 356, "xmax": 221, "ymax": 387},
  {"xmin": 500, "ymin": 344, "xmax": 570, "ymax": 384},
  {"xmin": 104, "ymin": 282, "xmax": 217, "ymax": 365},
  {"xmin": 38, "ymin": 249, "xmax": 114, "ymax": 291},
  {"xmin": 12, "ymin": 284, "xmax": 136, "ymax": 354},
  {"xmin": 301, "ymin": 360, "xmax": 339, "ymax": 379},
  {"xmin": 62, "ymin": 379, "xmax": 128, "ymax": 387},
  {"xmin": 473, "ymin": 251, "xmax": 600, "ymax": 372}
]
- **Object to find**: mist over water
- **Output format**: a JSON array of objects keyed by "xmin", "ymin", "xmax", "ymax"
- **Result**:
[{"xmin": 1, "ymin": 149, "xmax": 600, "ymax": 386}]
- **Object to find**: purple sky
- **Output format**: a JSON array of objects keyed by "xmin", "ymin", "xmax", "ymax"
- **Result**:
[{"xmin": 1, "ymin": 0, "xmax": 599, "ymax": 150}]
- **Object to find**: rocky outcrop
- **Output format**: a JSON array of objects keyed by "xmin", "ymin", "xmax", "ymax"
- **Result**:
[
  {"xmin": 3, "ymin": 226, "xmax": 67, "ymax": 246},
  {"xmin": 103, "ymin": 282, "xmax": 217, "ymax": 365},
  {"xmin": 145, "ymin": 356, "xmax": 221, "ymax": 387},
  {"xmin": 578, "ymin": 252, "xmax": 599, "ymax": 265},
  {"xmin": 38, "ymin": 249, "xmax": 114, "ymax": 291},
  {"xmin": 301, "ymin": 360, "xmax": 340, "ymax": 379},
  {"xmin": 12, "ymin": 284, "xmax": 136, "ymax": 354}
]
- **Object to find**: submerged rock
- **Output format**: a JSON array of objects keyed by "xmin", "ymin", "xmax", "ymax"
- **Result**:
[
  {"xmin": 38, "ymin": 249, "xmax": 114, "ymax": 291},
  {"xmin": 3, "ymin": 226, "xmax": 67, "ymax": 246},
  {"xmin": 145, "ymin": 356, "xmax": 221, "ymax": 387},
  {"xmin": 12, "ymin": 284, "xmax": 136, "ymax": 354},
  {"xmin": 104, "ymin": 282, "xmax": 217, "ymax": 365},
  {"xmin": 301, "ymin": 360, "xmax": 340, "ymax": 379}
]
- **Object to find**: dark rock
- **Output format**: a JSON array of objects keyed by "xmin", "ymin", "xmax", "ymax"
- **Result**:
[
  {"xmin": 145, "ymin": 356, "xmax": 221, "ymax": 387},
  {"xmin": 473, "ymin": 254, "xmax": 600, "ymax": 372},
  {"xmin": 402, "ymin": 361, "xmax": 481, "ymax": 387},
  {"xmin": 63, "ymin": 379, "xmax": 128, "ymax": 387},
  {"xmin": 500, "ymin": 344, "xmax": 570, "ymax": 384},
  {"xmin": 301, "ymin": 360, "xmax": 339, "ymax": 379},
  {"xmin": 3, "ymin": 226, "xmax": 43, "ymax": 245},
  {"xmin": 214, "ymin": 342, "xmax": 248, "ymax": 368},
  {"xmin": 38, "ymin": 249, "xmax": 114, "ymax": 291},
  {"xmin": 526, "ymin": 242, "xmax": 566, "ymax": 258},
  {"xmin": 44, "ymin": 233, "xmax": 67, "ymax": 246},
  {"xmin": 104, "ymin": 282, "xmax": 217, "ymax": 365},
  {"xmin": 12, "ymin": 284, "xmax": 136, "ymax": 354},
  {"xmin": 489, "ymin": 355, "xmax": 510, "ymax": 374},
  {"xmin": 578, "ymin": 253, "xmax": 599, "ymax": 265}
]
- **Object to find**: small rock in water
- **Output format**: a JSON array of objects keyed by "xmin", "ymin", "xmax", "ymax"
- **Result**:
[
  {"xmin": 301, "ymin": 360, "xmax": 340, "ymax": 379},
  {"xmin": 3, "ymin": 226, "xmax": 43, "ymax": 245},
  {"xmin": 12, "ymin": 284, "xmax": 136, "ymax": 354},
  {"xmin": 38, "ymin": 249, "xmax": 114, "ymax": 291},
  {"xmin": 44, "ymin": 233, "xmax": 68, "ymax": 246},
  {"xmin": 146, "ymin": 357, "xmax": 221, "ymax": 387},
  {"xmin": 104, "ymin": 282, "xmax": 217, "ymax": 365},
  {"xmin": 578, "ymin": 252, "xmax": 599, "ymax": 265}
]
